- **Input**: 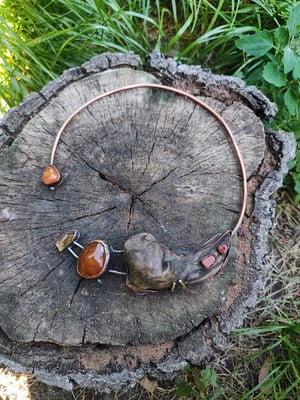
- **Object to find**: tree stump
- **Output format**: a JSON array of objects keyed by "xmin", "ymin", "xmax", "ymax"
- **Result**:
[{"xmin": 0, "ymin": 52, "xmax": 296, "ymax": 394}]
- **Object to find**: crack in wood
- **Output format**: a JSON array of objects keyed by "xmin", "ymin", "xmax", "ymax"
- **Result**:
[
  {"xmin": 35, "ymin": 196, "xmax": 68, "ymax": 204},
  {"xmin": 175, "ymin": 167, "xmax": 202, "ymax": 180},
  {"xmin": 246, "ymin": 150, "xmax": 270, "ymax": 184},
  {"xmin": 82, "ymin": 325, "xmax": 87, "ymax": 345},
  {"xmin": 40, "ymin": 259, "xmax": 66, "ymax": 283},
  {"xmin": 49, "ymin": 309, "xmax": 59, "ymax": 336},
  {"xmin": 126, "ymin": 167, "xmax": 181, "ymax": 232},
  {"xmin": 167, "ymin": 142, "xmax": 198, "ymax": 166},
  {"xmin": 16, "ymin": 259, "xmax": 65, "ymax": 299},
  {"xmin": 33, "ymin": 320, "xmax": 42, "ymax": 342},
  {"xmin": 183, "ymin": 305, "xmax": 200, "ymax": 330},
  {"xmin": 67, "ymin": 206, "xmax": 117, "ymax": 222},
  {"xmin": 68, "ymin": 278, "xmax": 83, "ymax": 310},
  {"xmin": 57, "ymin": 99, "xmax": 72, "ymax": 115},
  {"xmin": 222, "ymin": 206, "xmax": 239, "ymax": 215},
  {"xmin": 77, "ymin": 154, "xmax": 130, "ymax": 193},
  {"xmin": 137, "ymin": 167, "xmax": 177, "ymax": 196},
  {"xmin": 126, "ymin": 196, "xmax": 136, "ymax": 232},
  {"xmin": 142, "ymin": 141, "xmax": 156, "ymax": 177},
  {"xmin": 130, "ymin": 144, "xmax": 134, "ymax": 174},
  {"xmin": 17, "ymin": 281, "xmax": 45, "ymax": 299}
]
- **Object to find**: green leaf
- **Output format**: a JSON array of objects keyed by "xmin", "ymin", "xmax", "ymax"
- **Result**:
[
  {"xmin": 201, "ymin": 368, "xmax": 211, "ymax": 379},
  {"xmin": 235, "ymin": 30, "xmax": 273, "ymax": 57},
  {"xmin": 207, "ymin": 369, "xmax": 218, "ymax": 387},
  {"xmin": 284, "ymin": 88, "xmax": 299, "ymax": 116},
  {"xmin": 175, "ymin": 380, "xmax": 193, "ymax": 397},
  {"xmin": 292, "ymin": 61, "xmax": 300, "ymax": 79},
  {"xmin": 263, "ymin": 62, "xmax": 288, "ymax": 87},
  {"xmin": 194, "ymin": 374, "xmax": 206, "ymax": 391},
  {"xmin": 282, "ymin": 45, "xmax": 299, "ymax": 74},
  {"xmin": 288, "ymin": 159, "xmax": 297, "ymax": 170},
  {"xmin": 295, "ymin": 182, "xmax": 300, "ymax": 193},
  {"xmin": 274, "ymin": 27, "xmax": 289, "ymax": 49},
  {"xmin": 287, "ymin": 2, "xmax": 300, "ymax": 37}
]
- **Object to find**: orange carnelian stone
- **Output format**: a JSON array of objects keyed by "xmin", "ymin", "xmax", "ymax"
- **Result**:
[
  {"xmin": 42, "ymin": 165, "xmax": 62, "ymax": 187},
  {"xmin": 77, "ymin": 240, "xmax": 110, "ymax": 278}
]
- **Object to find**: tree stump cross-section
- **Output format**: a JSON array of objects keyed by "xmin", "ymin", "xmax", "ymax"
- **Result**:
[{"xmin": 0, "ymin": 52, "xmax": 296, "ymax": 394}]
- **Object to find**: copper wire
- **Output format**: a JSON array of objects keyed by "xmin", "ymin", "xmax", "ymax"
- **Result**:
[{"xmin": 48, "ymin": 83, "xmax": 247, "ymax": 236}]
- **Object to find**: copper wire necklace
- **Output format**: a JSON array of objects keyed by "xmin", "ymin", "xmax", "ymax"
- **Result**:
[{"xmin": 42, "ymin": 83, "xmax": 247, "ymax": 294}]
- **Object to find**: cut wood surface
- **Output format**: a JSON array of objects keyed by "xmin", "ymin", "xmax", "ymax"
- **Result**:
[{"xmin": 0, "ymin": 52, "xmax": 295, "ymax": 394}]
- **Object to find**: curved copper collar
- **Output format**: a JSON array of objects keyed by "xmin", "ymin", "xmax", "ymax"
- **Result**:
[{"xmin": 44, "ymin": 83, "xmax": 247, "ymax": 236}]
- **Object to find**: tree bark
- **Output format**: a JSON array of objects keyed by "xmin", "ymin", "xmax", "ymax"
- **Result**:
[{"xmin": 0, "ymin": 52, "xmax": 296, "ymax": 394}]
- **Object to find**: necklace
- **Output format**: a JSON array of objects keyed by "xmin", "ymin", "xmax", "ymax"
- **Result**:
[{"xmin": 42, "ymin": 83, "xmax": 247, "ymax": 294}]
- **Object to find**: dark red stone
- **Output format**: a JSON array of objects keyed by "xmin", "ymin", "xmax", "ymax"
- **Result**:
[
  {"xmin": 77, "ymin": 240, "xmax": 110, "ymax": 278},
  {"xmin": 201, "ymin": 255, "xmax": 217, "ymax": 269},
  {"xmin": 218, "ymin": 243, "xmax": 229, "ymax": 255}
]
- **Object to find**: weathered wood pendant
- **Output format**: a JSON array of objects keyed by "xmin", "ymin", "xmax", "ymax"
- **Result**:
[
  {"xmin": 124, "ymin": 230, "xmax": 232, "ymax": 293},
  {"xmin": 54, "ymin": 230, "xmax": 231, "ymax": 293}
]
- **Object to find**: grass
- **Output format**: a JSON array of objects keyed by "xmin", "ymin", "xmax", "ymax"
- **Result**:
[
  {"xmin": 0, "ymin": 1, "xmax": 299, "ymax": 399},
  {"xmin": 0, "ymin": 0, "xmax": 294, "ymax": 110},
  {"xmin": 211, "ymin": 192, "xmax": 300, "ymax": 400}
]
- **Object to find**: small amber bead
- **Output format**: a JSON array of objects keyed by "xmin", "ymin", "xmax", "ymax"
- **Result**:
[
  {"xmin": 42, "ymin": 165, "xmax": 62, "ymax": 188},
  {"xmin": 55, "ymin": 231, "xmax": 79, "ymax": 252},
  {"xmin": 77, "ymin": 240, "xmax": 110, "ymax": 278}
]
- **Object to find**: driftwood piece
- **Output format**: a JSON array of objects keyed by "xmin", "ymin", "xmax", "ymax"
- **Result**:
[{"xmin": 0, "ymin": 52, "xmax": 296, "ymax": 394}]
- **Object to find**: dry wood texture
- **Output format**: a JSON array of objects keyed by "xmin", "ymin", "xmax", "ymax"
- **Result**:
[{"xmin": 0, "ymin": 52, "xmax": 295, "ymax": 394}]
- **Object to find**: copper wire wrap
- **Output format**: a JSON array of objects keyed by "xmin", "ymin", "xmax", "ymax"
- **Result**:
[{"xmin": 46, "ymin": 83, "xmax": 247, "ymax": 236}]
